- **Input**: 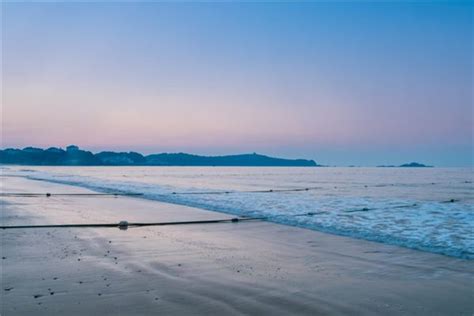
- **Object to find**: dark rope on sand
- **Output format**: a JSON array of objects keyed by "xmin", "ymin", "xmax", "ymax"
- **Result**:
[
  {"xmin": 0, "ymin": 199, "xmax": 460, "ymax": 230},
  {"xmin": 0, "ymin": 217, "xmax": 265, "ymax": 230},
  {"xmin": 171, "ymin": 187, "xmax": 321, "ymax": 195},
  {"xmin": 272, "ymin": 203, "xmax": 420, "ymax": 217},
  {"xmin": 0, "ymin": 186, "xmax": 463, "ymax": 206},
  {"xmin": 0, "ymin": 193, "xmax": 143, "ymax": 197},
  {"xmin": 0, "ymin": 188, "xmax": 320, "ymax": 198}
]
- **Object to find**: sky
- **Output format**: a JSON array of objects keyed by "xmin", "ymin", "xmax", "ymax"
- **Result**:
[{"xmin": 1, "ymin": 1, "xmax": 472, "ymax": 166}]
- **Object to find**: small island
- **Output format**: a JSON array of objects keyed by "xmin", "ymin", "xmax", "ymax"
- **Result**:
[
  {"xmin": 0, "ymin": 145, "xmax": 318, "ymax": 167},
  {"xmin": 377, "ymin": 162, "xmax": 433, "ymax": 168}
]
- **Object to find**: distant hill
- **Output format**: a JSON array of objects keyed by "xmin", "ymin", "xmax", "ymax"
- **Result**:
[
  {"xmin": 0, "ymin": 146, "xmax": 318, "ymax": 167},
  {"xmin": 377, "ymin": 162, "xmax": 433, "ymax": 168}
]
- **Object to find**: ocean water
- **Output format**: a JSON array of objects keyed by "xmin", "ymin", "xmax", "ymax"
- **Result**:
[{"xmin": 2, "ymin": 166, "xmax": 473, "ymax": 259}]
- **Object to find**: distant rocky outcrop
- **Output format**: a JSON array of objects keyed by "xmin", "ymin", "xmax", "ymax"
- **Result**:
[
  {"xmin": 399, "ymin": 162, "xmax": 432, "ymax": 168},
  {"xmin": 0, "ymin": 146, "xmax": 318, "ymax": 167},
  {"xmin": 377, "ymin": 162, "xmax": 433, "ymax": 168}
]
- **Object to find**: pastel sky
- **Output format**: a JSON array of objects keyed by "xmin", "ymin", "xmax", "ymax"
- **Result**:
[{"xmin": 1, "ymin": 1, "xmax": 472, "ymax": 166}]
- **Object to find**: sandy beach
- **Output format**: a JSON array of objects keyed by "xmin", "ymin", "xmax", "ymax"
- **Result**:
[{"xmin": 1, "ymin": 175, "xmax": 473, "ymax": 315}]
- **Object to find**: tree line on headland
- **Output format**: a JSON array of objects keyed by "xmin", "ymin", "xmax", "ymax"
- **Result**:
[{"xmin": 0, "ymin": 145, "xmax": 318, "ymax": 167}]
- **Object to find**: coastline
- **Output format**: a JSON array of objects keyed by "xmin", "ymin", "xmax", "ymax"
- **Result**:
[{"xmin": 1, "ymin": 176, "xmax": 473, "ymax": 315}]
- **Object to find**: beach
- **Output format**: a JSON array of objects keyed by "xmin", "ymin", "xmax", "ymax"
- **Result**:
[{"xmin": 1, "ymin": 175, "xmax": 473, "ymax": 315}]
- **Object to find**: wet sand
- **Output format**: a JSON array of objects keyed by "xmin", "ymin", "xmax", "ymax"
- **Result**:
[{"xmin": 1, "ymin": 176, "xmax": 473, "ymax": 315}]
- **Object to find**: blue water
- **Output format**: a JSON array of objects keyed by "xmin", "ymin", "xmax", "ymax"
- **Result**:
[{"xmin": 2, "ymin": 166, "xmax": 473, "ymax": 259}]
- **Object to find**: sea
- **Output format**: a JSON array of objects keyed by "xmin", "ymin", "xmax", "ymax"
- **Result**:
[{"xmin": 2, "ymin": 166, "xmax": 473, "ymax": 259}]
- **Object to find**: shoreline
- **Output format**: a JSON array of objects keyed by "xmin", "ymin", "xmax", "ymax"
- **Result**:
[{"xmin": 1, "ymin": 176, "xmax": 473, "ymax": 315}]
